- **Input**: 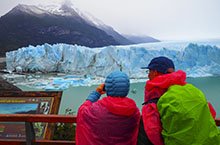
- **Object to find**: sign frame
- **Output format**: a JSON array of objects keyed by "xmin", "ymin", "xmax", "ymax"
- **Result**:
[{"xmin": 0, "ymin": 91, "xmax": 62, "ymax": 140}]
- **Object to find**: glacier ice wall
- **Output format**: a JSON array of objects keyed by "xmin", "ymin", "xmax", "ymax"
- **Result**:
[{"xmin": 6, "ymin": 41, "xmax": 220, "ymax": 78}]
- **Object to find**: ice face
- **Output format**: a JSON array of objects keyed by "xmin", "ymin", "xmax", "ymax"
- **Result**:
[{"xmin": 6, "ymin": 40, "xmax": 220, "ymax": 79}]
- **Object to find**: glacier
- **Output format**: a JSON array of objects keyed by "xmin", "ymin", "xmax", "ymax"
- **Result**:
[
  {"xmin": 4, "ymin": 40, "xmax": 220, "ymax": 90},
  {"xmin": 6, "ymin": 40, "xmax": 220, "ymax": 77}
]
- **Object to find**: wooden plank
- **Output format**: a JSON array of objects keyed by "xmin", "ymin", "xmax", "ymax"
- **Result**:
[
  {"xmin": 33, "ymin": 140, "xmax": 76, "ymax": 145},
  {"xmin": 0, "ymin": 140, "xmax": 75, "ymax": 145},
  {"xmin": 0, "ymin": 91, "xmax": 62, "ymax": 98},
  {"xmin": 216, "ymin": 118, "xmax": 220, "ymax": 126},
  {"xmin": 0, "ymin": 114, "xmax": 77, "ymax": 123},
  {"xmin": 43, "ymin": 91, "xmax": 62, "ymax": 140}
]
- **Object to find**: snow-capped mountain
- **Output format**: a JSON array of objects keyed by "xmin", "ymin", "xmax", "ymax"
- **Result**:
[
  {"xmin": 7, "ymin": 4, "xmax": 50, "ymax": 16},
  {"xmin": 0, "ymin": 4, "xmax": 123, "ymax": 56},
  {"xmin": 39, "ymin": 4, "xmax": 134, "ymax": 45},
  {"xmin": 0, "ymin": 3, "xmax": 161, "ymax": 56}
]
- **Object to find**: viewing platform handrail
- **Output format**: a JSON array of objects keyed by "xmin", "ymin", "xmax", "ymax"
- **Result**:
[
  {"xmin": 0, "ymin": 114, "xmax": 77, "ymax": 123},
  {"xmin": 0, "ymin": 114, "xmax": 219, "ymax": 145}
]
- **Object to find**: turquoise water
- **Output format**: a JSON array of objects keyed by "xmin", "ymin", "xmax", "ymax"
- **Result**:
[{"xmin": 19, "ymin": 76, "xmax": 220, "ymax": 117}]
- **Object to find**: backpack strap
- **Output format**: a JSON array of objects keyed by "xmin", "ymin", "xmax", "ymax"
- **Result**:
[{"xmin": 142, "ymin": 98, "xmax": 159, "ymax": 105}]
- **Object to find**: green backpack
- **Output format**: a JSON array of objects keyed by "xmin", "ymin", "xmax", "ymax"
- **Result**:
[{"xmin": 157, "ymin": 84, "xmax": 220, "ymax": 145}]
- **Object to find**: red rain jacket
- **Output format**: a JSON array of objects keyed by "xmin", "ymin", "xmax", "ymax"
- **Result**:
[
  {"xmin": 76, "ymin": 96, "xmax": 140, "ymax": 145},
  {"xmin": 142, "ymin": 70, "xmax": 216, "ymax": 145}
]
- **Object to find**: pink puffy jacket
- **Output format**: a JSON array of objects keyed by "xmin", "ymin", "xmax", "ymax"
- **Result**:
[{"xmin": 76, "ymin": 96, "xmax": 140, "ymax": 145}]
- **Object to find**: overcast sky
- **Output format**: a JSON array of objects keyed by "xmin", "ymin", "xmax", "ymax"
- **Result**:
[{"xmin": 0, "ymin": 0, "xmax": 220, "ymax": 41}]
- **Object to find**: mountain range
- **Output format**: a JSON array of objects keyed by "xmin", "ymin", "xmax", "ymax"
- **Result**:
[{"xmin": 0, "ymin": 4, "xmax": 159, "ymax": 56}]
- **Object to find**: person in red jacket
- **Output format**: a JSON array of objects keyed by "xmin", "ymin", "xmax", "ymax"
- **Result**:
[
  {"xmin": 76, "ymin": 71, "xmax": 140, "ymax": 145},
  {"xmin": 139, "ymin": 56, "xmax": 216, "ymax": 145}
]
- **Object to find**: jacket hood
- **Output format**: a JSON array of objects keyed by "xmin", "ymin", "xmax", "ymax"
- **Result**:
[
  {"xmin": 99, "ymin": 96, "xmax": 139, "ymax": 116},
  {"xmin": 146, "ymin": 70, "xmax": 187, "ymax": 91}
]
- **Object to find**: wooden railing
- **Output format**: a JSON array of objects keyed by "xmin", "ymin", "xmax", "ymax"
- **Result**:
[
  {"xmin": 0, "ymin": 114, "xmax": 77, "ymax": 145},
  {"xmin": 0, "ymin": 114, "xmax": 219, "ymax": 145}
]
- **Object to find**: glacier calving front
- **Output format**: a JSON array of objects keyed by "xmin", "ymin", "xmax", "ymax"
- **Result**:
[{"xmin": 6, "ymin": 41, "xmax": 220, "ymax": 78}]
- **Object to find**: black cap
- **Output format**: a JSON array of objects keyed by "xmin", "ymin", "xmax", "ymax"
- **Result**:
[{"xmin": 141, "ymin": 56, "xmax": 175, "ymax": 74}]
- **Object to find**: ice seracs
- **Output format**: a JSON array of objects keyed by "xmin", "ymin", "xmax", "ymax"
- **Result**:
[{"xmin": 6, "ymin": 40, "xmax": 220, "ymax": 79}]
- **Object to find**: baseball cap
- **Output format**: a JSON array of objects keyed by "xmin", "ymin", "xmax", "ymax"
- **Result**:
[{"xmin": 141, "ymin": 56, "xmax": 175, "ymax": 74}]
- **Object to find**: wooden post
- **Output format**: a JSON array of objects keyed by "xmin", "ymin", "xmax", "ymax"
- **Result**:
[{"xmin": 25, "ymin": 122, "xmax": 35, "ymax": 145}]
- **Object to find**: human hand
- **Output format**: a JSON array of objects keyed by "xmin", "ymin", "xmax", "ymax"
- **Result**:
[{"xmin": 96, "ymin": 83, "xmax": 106, "ymax": 95}]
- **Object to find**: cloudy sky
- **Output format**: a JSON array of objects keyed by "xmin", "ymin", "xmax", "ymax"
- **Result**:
[{"xmin": 0, "ymin": 0, "xmax": 220, "ymax": 41}]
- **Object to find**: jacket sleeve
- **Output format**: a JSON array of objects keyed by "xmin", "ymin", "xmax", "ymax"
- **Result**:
[
  {"xmin": 208, "ymin": 102, "xmax": 216, "ymax": 119},
  {"xmin": 142, "ymin": 103, "xmax": 164, "ymax": 145}
]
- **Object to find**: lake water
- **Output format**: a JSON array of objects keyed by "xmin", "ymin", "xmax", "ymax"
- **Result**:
[{"xmin": 18, "ymin": 76, "xmax": 220, "ymax": 117}]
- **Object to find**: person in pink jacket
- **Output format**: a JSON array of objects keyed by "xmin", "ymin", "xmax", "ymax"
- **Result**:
[
  {"xmin": 76, "ymin": 71, "xmax": 140, "ymax": 145},
  {"xmin": 139, "ymin": 56, "xmax": 217, "ymax": 145}
]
